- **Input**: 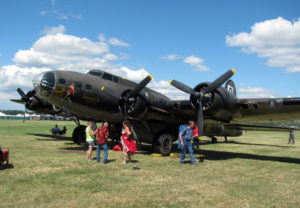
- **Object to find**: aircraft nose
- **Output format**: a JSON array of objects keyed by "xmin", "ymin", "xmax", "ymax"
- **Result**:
[{"xmin": 33, "ymin": 71, "xmax": 55, "ymax": 98}]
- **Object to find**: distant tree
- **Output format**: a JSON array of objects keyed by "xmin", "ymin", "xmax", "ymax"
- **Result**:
[{"xmin": 0, "ymin": 110, "xmax": 25, "ymax": 115}]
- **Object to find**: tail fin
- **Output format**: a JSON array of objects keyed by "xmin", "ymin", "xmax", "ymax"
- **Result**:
[{"xmin": 225, "ymin": 80, "xmax": 236, "ymax": 97}]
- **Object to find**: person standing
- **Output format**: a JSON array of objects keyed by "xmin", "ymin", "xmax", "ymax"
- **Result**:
[
  {"xmin": 121, "ymin": 120, "xmax": 137, "ymax": 164},
  {"xmin": 192, "ymin": 124, "xmax": 199, "ymax": 149},
  {"xmin": 86, "ymin": 121, "xmax": 97, "ymax": 161},
  {"xmin": 288, "ymin": 129, "xmax": 295, "ymax": 144},
  {"xmin": 179, "ymin": 121, "xmax": 196, "ymax": 165},
  {"xmin": 96, "ymin": 122, "xmax": 109, "ymax": 163}
]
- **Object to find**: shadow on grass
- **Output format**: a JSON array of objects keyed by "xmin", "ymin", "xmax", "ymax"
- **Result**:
[
  {"xmin": 26, "ymin": 133, "xmax": 73, "ymax": 141},
  {"xmin": 194, "ymin": 149, "xmax": 300, "ymax": 164},
  {"xmin": 224, "ymin": 140, "xmax": 294, "ymax": 148},
  {"xmin": 0, "ymin": 163, "xmax": 14, "ymax": 170}
]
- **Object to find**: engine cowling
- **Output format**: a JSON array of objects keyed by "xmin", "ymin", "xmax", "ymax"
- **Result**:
[{"xmin": 190, "ymin": 82, "xmax": 215, "ymax": 112}]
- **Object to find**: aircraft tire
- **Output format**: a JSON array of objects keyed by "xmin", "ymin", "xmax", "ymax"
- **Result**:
[
  {"xmin": 72, "ymin": 125, "xmax": 87, "ymax": 144},
  {"xmin": 211, "ymin": 136, "xmax": 217, "ymax": 143},
  {"xmin": 153, "ymin": 134, "xmax": 173, "ymax": 156},
  {"xmin": 78, "ymin": 125, "xmax": 87, "ymax": 144},
  {"xmin": 72, "ymin": 126, "xmax": 81, "ymax": 144}
]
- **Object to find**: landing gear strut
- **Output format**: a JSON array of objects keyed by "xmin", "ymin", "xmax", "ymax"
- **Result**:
[{"xmin": 153, "ymin": 133, "xmax": 173, "ymax": 156}]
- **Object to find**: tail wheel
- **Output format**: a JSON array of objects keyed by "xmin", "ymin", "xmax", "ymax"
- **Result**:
[{"xmin": 153, "ymin": 134, "xmax": 173, "ymax": 156}]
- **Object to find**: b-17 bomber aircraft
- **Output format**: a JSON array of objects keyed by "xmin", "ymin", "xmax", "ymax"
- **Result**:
[{"xmin": 11, "ymin": 69, "xmax": 300, "ymax": 155}]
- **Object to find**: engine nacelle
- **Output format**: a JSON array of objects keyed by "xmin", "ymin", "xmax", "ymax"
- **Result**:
[
  {"xmin": 191, "ymin": 82, "xmax": 239, "ymax": 121},
  {"xmin": 119, "ymin": 89, "xmax": 147, "ymax": 118}
]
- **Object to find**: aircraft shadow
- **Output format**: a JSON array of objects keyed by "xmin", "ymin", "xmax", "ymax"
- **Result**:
[
  {"xmin": 26, "ymin": 133, "xmax": 73, "ymax": 141},
  {"xmin": 194, "ymin": 149, "xmax": 300, "ymax": 165},
  {"xmin": 224, "ymin": 140, "xmax": 294, "ymax": 148}
]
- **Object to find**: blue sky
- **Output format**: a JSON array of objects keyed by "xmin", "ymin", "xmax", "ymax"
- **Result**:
[{"xmin": 0, "ymin": 0, "xmax": 300, "ymax": 110}]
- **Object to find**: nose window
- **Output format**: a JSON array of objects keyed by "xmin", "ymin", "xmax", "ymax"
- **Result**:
[{"xmin": 40, "ymin": 72, "xmax": 55, "ymax": 97}]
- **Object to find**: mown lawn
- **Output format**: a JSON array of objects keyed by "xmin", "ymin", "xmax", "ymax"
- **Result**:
[{"xmin": 0, "ymin": 120, "xmax": 300, "ymax": 208}]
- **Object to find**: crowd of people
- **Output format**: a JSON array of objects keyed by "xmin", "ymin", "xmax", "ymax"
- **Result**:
[
  {"xmin": 84, "ymin": 119, "xmax": 203, "ymax": 165},
  {"xmin": 85, "ymin": 120, "xmax": 137, "ymax": 164}
]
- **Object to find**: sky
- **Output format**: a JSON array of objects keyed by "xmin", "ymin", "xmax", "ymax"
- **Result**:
[{"xmin": 0, "ymin": 0, "xmax": 300, "ymax": 110}]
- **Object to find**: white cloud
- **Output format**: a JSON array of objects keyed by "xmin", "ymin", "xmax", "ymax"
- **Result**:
[
  {"xmin": 108, "ymin": 38, "xmax": 130, "ymax": 47},
  {"xmin": 149, "ymin": 80, "xmax": 187, "ymax": 100},
  {"xmin": 192, "ymin": 65, "xmax": 210, "ymax": 72},
  {"xmin": 40, "ymin": 10, "xmax": 48, "ymax": 16},
  {"xmin": 0, "ymin": 65, "xmax": 51, "ymax": 92},
  {"xmin": 52, "ymin": 10, "xmax": 68, "ymax": 20},
  {"xmin": 120, "ymin": 53, "xmax": 129, "ymax": 60},
  {"xmin": 42, "ymin": 25, "xmax": 65, "ymax": 35},
  {"xmin": 238, "ymin": 85, "xmax": 277, "ymax": 98},
  {"xmin": 98, "ymin": 33, "xmax": 106, "ymax": 42},
  {"xmin": 0, "ymin": 91, "xmax": 18, "ymax": 100},
  {"xmin": 183, "ymin": 55, "xmax": 210, "ymax": 71},
  {"xmin": 104, "ymin": 53, "xmax": 118, "ymax": 61},
  {"xmin": 184, "ymin": 55, "xmax": 204, "ymax": 66},
  {"xmin": 161, "ymin": 54, "xmax": 181, "ymax": 61},
  {"xmin": 13, "ymin": 33, "xmax": 109, "ymax": 68},
  {"xmin": 226, "ymin": 17, "xmax": 300, "ymax": 73}
]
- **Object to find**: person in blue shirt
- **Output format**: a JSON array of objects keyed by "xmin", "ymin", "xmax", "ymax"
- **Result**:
[{"xmin": 179, "ymin": 121, "xmax": 197, "ymax": 165}]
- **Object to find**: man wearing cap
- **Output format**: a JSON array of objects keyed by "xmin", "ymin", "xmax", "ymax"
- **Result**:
[{"xmin": 179, "ymin": 121, "xmax": 196, "ymax": 165}]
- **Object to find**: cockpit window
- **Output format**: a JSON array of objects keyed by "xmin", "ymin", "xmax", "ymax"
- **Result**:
[
  {"xmin": 113, "ymin": 76, "xmax": 119, "ymax": 83},
  {"xmin": 102, "ymin": 73, "xmax": 113, "ymax": 81},
  {"xmin": 88, "ymin": 71, "xmax": 103, "ymax": 77},
  {"xmin": 85, "ymin": 84, "xmax": 92, "ymax": 90},
  {"xmin": 40, "ymin": 71, "xmax": 55, "ymax": 97},
  {"xmin": 58, "ymin": 78, "xmax": 66, "ymax": 85}
]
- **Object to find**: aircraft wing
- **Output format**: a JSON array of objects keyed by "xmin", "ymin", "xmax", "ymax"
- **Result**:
[
  {"xmin": 227, "ymin": 123, "xmax": 300, "ymax": 132},
  {"xmin": 233, "ymin": 97, "xmax": 300, "ymax": 123}
]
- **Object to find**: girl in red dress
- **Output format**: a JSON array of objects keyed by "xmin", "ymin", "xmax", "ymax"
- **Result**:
[{"xmin": 121, "ymin": 120, "xmax": 137, "ymax": 164}]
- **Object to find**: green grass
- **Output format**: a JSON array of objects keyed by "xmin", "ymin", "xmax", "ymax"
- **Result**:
[{"xmin": 0, "ymin": 120, "xmax": 300, "ymax": 208}]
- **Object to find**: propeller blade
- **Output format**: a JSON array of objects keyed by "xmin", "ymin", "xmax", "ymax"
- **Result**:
[
  {"xmin": 16, "ymin": 87, "xmax": 26, "ymax": 99},
  {"xmin": 204, "ymin": 69, "xmax": 235, "ymax": 94},
  {"xmin": 197, "ymin": 102, "xmax": 203, "ymax": 136},
  {"xmin": 25, "ymin": 90, "xmax": 36, "ymax": 99},
  {"xmin": 126, "ymin": 75, "xmax": 153, "ymax": 99},
  {"xmin": 10, "ymin": 99, "xmax": 25, "ymax": 104},
  {"xmin": 169, "ymin": 80, "xmax": 196, "ymax": 95}
]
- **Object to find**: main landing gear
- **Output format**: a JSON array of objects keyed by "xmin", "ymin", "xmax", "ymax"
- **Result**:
[
  {"xmin": 72, "ymin": 119, "xmax": 86, "ymax": 144},
  {"xmin": 211, "ymin": 136, "xmax": 217, "ymax": 143}
]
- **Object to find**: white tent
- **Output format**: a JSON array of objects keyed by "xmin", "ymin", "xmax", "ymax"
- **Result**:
[{"xmin": 0, "ymin": 112, "xmax": 6, "ymax": 116}]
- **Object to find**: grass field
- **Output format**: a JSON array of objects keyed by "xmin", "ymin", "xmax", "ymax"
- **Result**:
[{"xmin": 0, "ymin": 120, "xmax": 300, "ymax": 208}]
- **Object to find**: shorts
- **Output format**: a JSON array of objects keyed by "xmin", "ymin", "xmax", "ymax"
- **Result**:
[{"xmin": 86, "ymin": 141, "xmax": 94, "ymax": 146}]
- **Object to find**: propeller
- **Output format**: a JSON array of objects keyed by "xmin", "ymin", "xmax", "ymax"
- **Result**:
[
  {"xmin": 11, "ymin": 88, "xmax": 36, "ymax": 110},
  {"xmin": 101, "ymin": 75, "xmax": 153, "ymax": 120},
  {"xmin": 170, "ymin": 69, "xmax": 235, "ymax": 136}
]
